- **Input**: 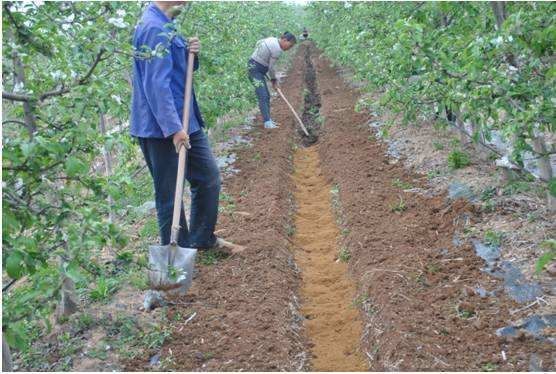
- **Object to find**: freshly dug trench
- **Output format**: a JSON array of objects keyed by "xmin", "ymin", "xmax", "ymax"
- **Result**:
[{"xmin": 299, "ymin": 42, "xmax": 321, "ymax": 145}]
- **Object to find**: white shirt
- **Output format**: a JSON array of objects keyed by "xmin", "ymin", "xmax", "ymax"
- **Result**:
[{"xmin": 250, "ymin": 37, "xmax": 282, "ymax": 79}]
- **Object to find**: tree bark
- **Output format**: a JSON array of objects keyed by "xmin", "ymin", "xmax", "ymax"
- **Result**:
[
  {"xmin": 490, "ymin": 2, "xmax": 507, "ymax": 30},
  {"xmin": 2, "ymin": 334, "xmax": 13, "ymax": 371},
  {"xmin": 9, "ymin": 29, "xmax": 37, "ymax": 138},
  {"xmin": 99, "ymin": 113, "xmax": 114, "ymax": 222}
]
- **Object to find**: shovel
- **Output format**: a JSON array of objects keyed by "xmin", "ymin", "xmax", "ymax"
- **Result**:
[{"xmin": 147, "ymin": 51, "xmax": 197, "ymax": 296}]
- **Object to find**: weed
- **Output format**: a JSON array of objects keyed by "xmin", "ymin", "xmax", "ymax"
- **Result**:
[
  {"xmin": 480, "ymin": 186, "xmax": 496, "ymax": 201},
  {"xmin": 197, "ymin": 249, "xmax": 228, "ymax": 266},
  {"xmin": 252, "ymin": 152, "xmax": 261, "ymax": 161},
  {"xmin": 481, "ymin": 362, "xmax": 498, "ymax": 372},
  {"xmin": 447, "ymin": 150, "xmax": 470, "ymax": 169},
  {"xmin": 482, "ymin": 200, "xmax": 497, "ymax": 213},
  {"xmin": 136, "ymin": 253, "xmax": 148, "ymax": 268},
  {"xmin": 449, "ymin": 138, "xmax": 461, "ymax": 148},
  {"xmin": 352, "ymin": 294, "xmax": 369, "ymax": 308},
  {"xmin": 484, "ymin": 230, "xmax": 503, "ymax": 247},
  {"xmin": 427, "ymin": 169, "xmax": 442, "ymax": 180},
  {"xmin": 285, "ymin": 223, "xmax": 296, "ymax": 237},
  {"xmin": 58, "ymin": 331, "xmax": 82, "ymax": 359},
  {"xmin": 142, "ymin": 324, "xmax": 171, "ymax": 350},
  {"xmin": 390, "ymin": 196, "xmax": 407, "ymax": 213},
  {"xmin": 456, "ymin": 304, "xmax": 475, "ymax": 319},
  {"xmin": 503, "ymin": 180, "xmax": 532, "ymax": 196},
  {"xmin": 172, "ymin": 311, "xmax": 183, "ymax": 322},
  {"xmin": 75, "ymin": 313, "xmax": 95, "ymax": 331},
  {"xmin": 338, "ymin": 247, "xmax": 351, "ymax": 263},
  {"xmin": 87, "ymin": 346, "xmax": 108, "ymax": 360},
  {"xmin": 116, "ymin": 250, "xmax": 134, "ymax": 263},
  {"xmin": 341, "ymin": 228, "xmax": 351, "ymax": 236},
  {"xmin": 218, "ymin": 192, "xmax": 236, "ymax": 214},
  {"xmin": 432, "ymin": 141, "xmax": 444, "ymax": 150},
  {"xmin": 463, "ymin": 226, "xmax": 479, "ymax": 237},
  {"xmin": 127, "ymin": 270, "xmax": 149, "ymax": 290},
  {"xmin": 535, "ymin": 239, "xmax": 556, "ymax": 275},
  {"xmin": 90, "ymin": 277, "xmax": 119, "ymax": 302},
  {"xmin": 392, "ymin": 178, "xmax": 413, "ymax": 190},
  {"xmin": 140, "ymin": 217, "xmax": 159, "ymax": 239},
  {"xmin": 426, "ymin": 263, "xmax": 440, "ymax": 274}
]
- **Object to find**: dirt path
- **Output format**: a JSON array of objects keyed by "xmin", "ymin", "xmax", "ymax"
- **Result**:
[
  {"xmin": 292, "ymin": 147, "xmax": 367, "ymax": 371},
  {"xmin": 125, "ymin": 42, "xmax": 554, "ymax": 372}
]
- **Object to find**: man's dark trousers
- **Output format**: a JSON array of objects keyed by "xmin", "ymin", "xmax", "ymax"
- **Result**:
[
  {"xmin": 138, "ymin": 130, "xmax": 220, "ymax": 249},
  {"xmin": 247, "ymin": 58, "xmax": 271, "ymax": 122}
]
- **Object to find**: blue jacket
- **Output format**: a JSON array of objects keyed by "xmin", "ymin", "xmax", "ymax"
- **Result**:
[{"xmin": 130, "ymin": 4, "xmax": 203, "ymax": 138}]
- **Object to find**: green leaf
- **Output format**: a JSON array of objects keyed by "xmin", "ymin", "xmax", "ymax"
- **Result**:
[
  {"xmin": 65, "ymin": 156, "xmax": 88, "ymax": 177},
  {"xmin": 548, "ymin": 177, "xmax": 556, "ymax": 198},
  {"xmin": 6, "ymin": 251, "xmax": 25, "ymax": 279},
  {"xmin": 4, "ymin": 325, "xmax": 28, "ymax": 350}
]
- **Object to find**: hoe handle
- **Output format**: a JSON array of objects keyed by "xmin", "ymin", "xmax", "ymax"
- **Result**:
[{"xmin": 275, "ymin": 86, "xmax": 310, "ymax": 137}]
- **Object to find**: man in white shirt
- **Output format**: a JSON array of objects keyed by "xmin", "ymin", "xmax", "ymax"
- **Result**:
[{"xmin": 248, "ymin": 32, "xmax": 296, "ymax": 129}]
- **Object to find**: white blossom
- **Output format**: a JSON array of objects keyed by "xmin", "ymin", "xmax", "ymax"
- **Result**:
[
  {"xmin": 108, "ymin": 17, "xmax": 127, "ymax": 28},
  {"xmin": 111, "ymin": 94, "xmax": 122, "ymax": 105}
]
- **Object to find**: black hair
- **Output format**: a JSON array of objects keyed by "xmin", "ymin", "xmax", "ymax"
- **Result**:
[{"xmin": 281, "ymin": 31, "xmax": 297, "ymax": 44}]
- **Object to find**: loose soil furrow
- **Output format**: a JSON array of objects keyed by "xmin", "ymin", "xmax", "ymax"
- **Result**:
[
  {"xmin": 310, "ymin": 42, "xmax": 555, "ymax": 371},
  {"xmin": 125, "ymin": 49, "xmax": 309, "ymax": 372},
  {"xmin": 292, "ymin": 146, "xmax": 367, "ymax": 371}
]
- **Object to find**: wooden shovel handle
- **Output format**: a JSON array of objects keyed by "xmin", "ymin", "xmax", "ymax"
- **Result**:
[
  {"xmin": 170, "ymin": 51, "xmax": 195, "ymax": 245},
  {"xmin": 275, "ymin": 86, "xmax": 310, "ymax": 137}
]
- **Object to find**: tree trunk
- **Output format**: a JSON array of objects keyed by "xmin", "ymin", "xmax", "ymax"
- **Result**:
[
  {"xmin": 99, "ymin": 113, "xmax": 114, "ymax": 222},
  {"xmin": 532, "ymin": 135, "xmax": 555, "ymax": 213},
  {"xmin": 490, "ymin": 2, "xmax": 507, "ymax": 30},
  {"xmin": 2, "ymin": 334, "xmax": 13, "ymax": 371},
  {"xmin": 532, "ymin": 135, "xmax": 553, "ymax": 182},
  {"xmin": 9, "ymin": 30, "xmax": 37, "ymax": 138}
]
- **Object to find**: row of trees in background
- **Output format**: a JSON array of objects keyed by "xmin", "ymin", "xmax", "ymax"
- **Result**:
[
  {"xmin": 2, "ymin": 1, "xmax": 299, "ymax": 353},
  {"xmin": 307, "ymin": 2, "xmax": 555, "ymax": 208}
]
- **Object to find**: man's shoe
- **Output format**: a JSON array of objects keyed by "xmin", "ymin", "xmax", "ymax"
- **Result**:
[
  {"xmin": 264, "ymin": 120, "xmax": 279, "ymax": 129},
  {"xmin": 199, "ymin": 237, "xmax": 245, "ymax": 254}
]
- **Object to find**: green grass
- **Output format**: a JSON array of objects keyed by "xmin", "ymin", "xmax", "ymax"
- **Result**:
[
  {"xmin": 484, "ymin": 230, "xmax": 503, "ymax": 247},
  {"xmin": 481, "ymin": 362, "xmax": 498, "ymax": 372},
  {"xmin": 535, "ymin": 239, "xmax": 556, "ymax": 275},
  {"xmin": 390, "ymin": 196, "xmax": 407, "ymax": 213},
  {"xmin": 447, "ymin": 150, "xmax": 470, "ymax": 169},
  {"xmin": 197, "ymin": 249, "xmax": 228, "ymax": 266},
  {"xmin": 218, "ymin": 192, "xmax": 236, "ymax": 214},
  {"xmin": 392, "ymin": 178, "xmax": 413, "ymax": 190},
  {"xmin": 338, "ymin": 247, "xmax": 351, "ymax": 263},
  {"xmin": 139, "ymin": 217, "xmax": 159, "ymax": 239},
  {"xmin": 427, "ymin": 169, "xmax": 442, "ymax": 180},
  {"xmin": 90, "ymin": 277, "xmax": 119, "ymax": 302},
  {"xmin": 432, "ymin": 140, "xmax": 444, "ymax": 150}
]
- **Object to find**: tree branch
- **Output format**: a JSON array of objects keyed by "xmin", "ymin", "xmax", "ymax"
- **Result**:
[{"xmin": 2, "ymin": 48, "xmax": 107, "ymax": 103}]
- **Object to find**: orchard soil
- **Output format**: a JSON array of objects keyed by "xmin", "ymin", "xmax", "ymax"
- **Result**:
[{"xmin": 126, "ymin": 42, "xmax": 554, "ymax": 371}]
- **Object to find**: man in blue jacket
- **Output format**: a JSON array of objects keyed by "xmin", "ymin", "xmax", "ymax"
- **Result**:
[{"xmin": 131, "ymin": 2, "xmax": 228, "ymax": 252}]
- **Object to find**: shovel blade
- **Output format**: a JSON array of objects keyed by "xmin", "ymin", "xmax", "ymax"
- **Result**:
[{"xmin": 148, "ymin": 244, "xmax": 197, "ymax": 295}]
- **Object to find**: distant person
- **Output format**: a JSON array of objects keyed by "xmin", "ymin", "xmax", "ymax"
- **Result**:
[
  {"xmin": 248, "ymin": 32, "xmax": 297, "ymax": 129},
  {"xmin": 301, "ymin": 27, "xmax": 309, "ymax": 40}
]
